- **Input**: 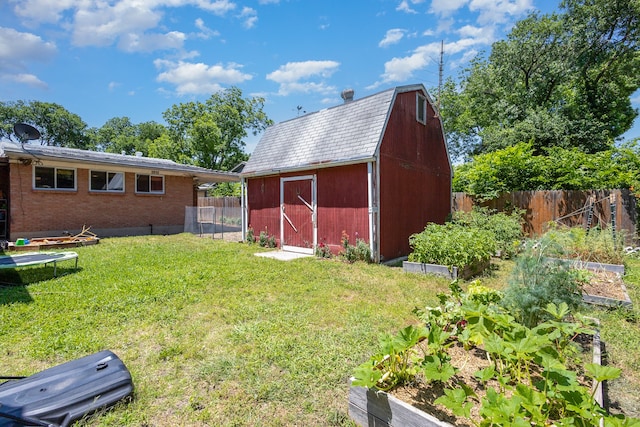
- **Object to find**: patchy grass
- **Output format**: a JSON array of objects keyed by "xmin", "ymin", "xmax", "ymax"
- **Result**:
[
  {"xmin": 0, "ymin": 234, "xmax": 450, "ymax": 426},
  {"xmin": 1, "ymin": 235, "xmax": 638, "ymax": 425},
  {"xmin": 596, "ymin": 256, "xmax": 640, "ymax": 418}
]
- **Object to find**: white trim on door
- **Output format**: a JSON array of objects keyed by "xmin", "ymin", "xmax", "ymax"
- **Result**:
[{"xmin": 280, "ymin": 175, "xmax": 317, "ymax": 254}]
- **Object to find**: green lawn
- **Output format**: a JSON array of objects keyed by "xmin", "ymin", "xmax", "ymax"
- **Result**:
[{"xmin": 1, "ymin": 234, "xmax": 638, "ymax": 425}]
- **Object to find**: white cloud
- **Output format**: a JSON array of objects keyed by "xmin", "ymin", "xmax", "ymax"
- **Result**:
[
  {"xmin": 456, "ymin": 25, "xmax": 495, "ymax": 45},
  {"xmin": 0, "ymin": 27, "xmax": 56, "ymax": 88},
  {"xmin": 9, "ymin": 0, "xmax": 77, "ymax": 25},
  {"xmin": 266, "ymin": 60, "xmax": 340, "ymax": 96},
  {"xmin": 194, "ymin": 18, "xmax": 220, "ymax": 39},
  {"xmin": 11, "ymin": 0, "xmax": 237, "ymax": 51},
  {"xmin": 448, "ymin": 48, "xmax": 478, "ymax": 69},
  {"xmin": 193, "ymin": 0, "xmax": 236, "ymax": 15},
  {"xmin": 374, "ymin": 38, "xmax": 484, "ymax": 85},
  {"xmin": 72, "ymin": 3, "xmax": 163, "ymax": 47},
  {"xmin": 434, "ymin": 18, "xmax": 456, "ymax": 33},
  {"xmin": 267, "ymin": 60, "xmax": 339, "ymax": 83},
  {"xmin": 276, "ymin": 81, "xmax": 337, "ymax": 96},
  {"xmin": 429, "ymin": 0, "xmax": 468, "ymax": 16},
  {"xmin": 0, "ymin": 27, "xmax": 57, "ymax": 63},
  {"xmin": 119, "ymin": 31, "xmax": 186, "ymax": 52},
  {"xmin": 108, "ymin": 81, "xmax": 121, "ymax": 91},
  {"xmin": 375, "ymin": 0, "xmax": 533, "ymax": 87},
  {"xmin": 239, "ymin": 7, "xmax": 258, "ymax": 29},
  {"xmin": 2, "ymin": 73, "xmax": 49, "ymax": 89},
  {"xmin": 396, "ymin": 0, "xmax": 418, "ymax": 14},
  {"xmin": 379, "ymin": 29, "xmax": 406, "ymax": 48},
  {"xmin": 155, "ymin": 59, "xmax": 252, "ymax": 95},
  {"xmin": 469, "ymin": 0, "xmax": 534, "ymax": 25}
]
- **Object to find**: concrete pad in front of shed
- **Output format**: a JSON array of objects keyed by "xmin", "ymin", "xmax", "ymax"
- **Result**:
[{"xmin": 254, "ymin": 251, "xmax": 313, "ymax": 261}]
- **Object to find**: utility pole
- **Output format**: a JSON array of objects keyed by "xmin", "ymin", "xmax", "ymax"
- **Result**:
[{"xmin": 437, "ymin": 40, "xmax": 444, "ymax": 115}]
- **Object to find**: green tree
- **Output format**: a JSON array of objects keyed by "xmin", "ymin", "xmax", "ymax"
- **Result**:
[
  {"xmin": 0, "ymin": 100, "xmax": 91, "ymax": 148},
  {"xmin": 163, "ymin": 87, "xmax": 272, "ymax": 171},
  {"xmin": 211, "ymin": 182, "xmax": 242, "ymax": 197},
  {"xmin": 440, "ymin": 0, "xmax": 640, "ymax": 158},
  {"xmin": 562, "ymin": 0, "xmax": 640, "ymax": 141},
  {"xmin": 92, "ymin": 117, "xmax": 167, "ymax": 156},
  {"xmin": 452, "ymin": 142, "xmax": 546, "ymax": 200},
  {"xmin": 453, "ymin": 141, "xmax": 640, "ymax": 197}
]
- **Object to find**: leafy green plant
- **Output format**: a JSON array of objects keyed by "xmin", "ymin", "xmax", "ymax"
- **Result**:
[
  {"xmin": 408, "ymin": 222, "xmax": 497, "ymax": 270},
  {"xmin": 543, "ymin": 223, "xmax": 626, "ymax": 265},
  {"xmin": 452, "ymin": 142, "xmax": 640, "ymax": 199},
  {"xmin": 355, "ymin": 279, "xmax": 640, "ymax": 426},
  {"xmin": 315, "ymin": 240, "xmax": 332, "ymax": 259},
  {"xmin": 258, "ymin": 227, "xmax": 276, "ymax": 248},
  {"xmin": 431, "ymin": 297, "xmax": 634, "ymax": 426},
  {"xmin": 339, "ymin": 231, "xmax": 371, "ymax": 263},
  {"xmin": 352, "ymin": 325, "xmax": 428, "ymax": 391},
  {"xmin": 453, "ymin": 207, "xmax": 524, "ymax": 259},
  {"xmin": 501, "ymin": 238, "xmax": 585, "ymax": 328},
  {"xmin": 246, "ymin": 226, "xmax": 255, "ymax": 244}
]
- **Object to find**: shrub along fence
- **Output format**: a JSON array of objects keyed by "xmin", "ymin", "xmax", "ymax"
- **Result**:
[{"xmin": 453, "ymin": 189, "xmax": 637, "ymax": 241}]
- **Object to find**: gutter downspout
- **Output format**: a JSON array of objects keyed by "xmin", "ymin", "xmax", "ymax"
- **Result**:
[
  {"xmin": 367, "ymin": 161, "xmax": 380, "ymax": 263},
  {"xmin": 241, "ymin": 177, "xmax": 247, "ymax": 241},
  {"xmin": 375, "ymin": 159, "xmax": 381, "ymax": 263}
]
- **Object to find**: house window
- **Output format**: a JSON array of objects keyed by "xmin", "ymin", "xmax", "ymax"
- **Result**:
[
  {"xmin": 416, "ymin": 93, "xmax": 427, "ymax": 124},
  {"xmin": 90, "ymin": 171, "xmax": 124, "ymax": 192},
  {"xmin": 34, "ymin": 166, "xmax": 76, "ymax": 190},
  {"xmin": 136, "ymin": 174, "xmax": 164, "ymax": 194}
]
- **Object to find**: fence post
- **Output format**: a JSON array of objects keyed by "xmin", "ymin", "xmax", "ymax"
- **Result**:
[
  {"xmin": 586, "ymin": 195, "xmax": 595, "ymax": 233},
  {"xmin": 610, "ymin": 192, "xmax": 617, "ymax": 244}
]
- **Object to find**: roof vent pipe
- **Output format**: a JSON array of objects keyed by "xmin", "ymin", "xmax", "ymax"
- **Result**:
[{"xmin": 341, "ymin": 88, "xmax": 354, "ymax": 103}]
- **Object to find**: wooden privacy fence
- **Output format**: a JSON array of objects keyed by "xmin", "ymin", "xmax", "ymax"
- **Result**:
[
  {"xmin": 453, "ymin": 189, "xmax": 638, "ymax": 241},
  {"xmin": 198, "ymin": 196, "xmax": 241, "ymax": 209}
]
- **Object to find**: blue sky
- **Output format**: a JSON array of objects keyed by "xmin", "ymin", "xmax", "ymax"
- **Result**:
[{"xmin": 1, "ymin": 0, "xmax": 638, "ymax": 153}]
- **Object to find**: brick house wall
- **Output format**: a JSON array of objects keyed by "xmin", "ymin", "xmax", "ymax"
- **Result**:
[{"xmin": 8, "ymin": 162, "xmax": 195, "ymax": 238}]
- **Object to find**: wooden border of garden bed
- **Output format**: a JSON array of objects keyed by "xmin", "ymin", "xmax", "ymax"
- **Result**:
[
  {"xmin": 546, "ymin": 258, "xmax": 633, "ymax": 309},
  {"xmin": 582, "ymin": 284, "xmax": 632, "ymax": 309},
  {"xmin": 348, "ymin": 327, "xmax": 604, "ymax": 427},
  {"xmin": 402, "ymin": 259, "xmax": 489, "ymax": 281}
]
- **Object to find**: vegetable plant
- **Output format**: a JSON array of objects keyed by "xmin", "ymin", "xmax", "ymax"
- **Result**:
[
  {"xmin": 408, "ymin": 222, "xmax": 497, "ymax": 270},
  {"xmin": 452, "ymin": 207, "xmax": 524, "ymax": 259},
  {"xmin": 502, "ymin": 238, "xmax": 586, "ymax": 328},
  {"xmin": 543, "ymin": 223, "xmax": 626, "ymax": 265},
  {"xmin": 352, "ymin": 280, "xmax": 640, "ymax": 426}
]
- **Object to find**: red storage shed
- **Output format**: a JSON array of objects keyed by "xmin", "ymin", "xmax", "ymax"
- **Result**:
[{"xmin": 241, "ymin": 84, "xmax": 452, "ymax": 263}]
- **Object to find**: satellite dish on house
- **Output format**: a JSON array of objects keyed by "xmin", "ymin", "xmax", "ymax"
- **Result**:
[{"xmin": 13, "ymin": 123, "xmax": 41, "ymax": 143}]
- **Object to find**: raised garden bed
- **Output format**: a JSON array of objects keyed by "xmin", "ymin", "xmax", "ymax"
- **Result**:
[
  {"xmin": 348, "ymin": 327, "xmax": 604, "ymax": 427},
  {"xmin": 402, "ymin": 259, "xmax": 489, "ymax": 280},
  {"xmin": 547, "ymin": 258, "xmax": 633, "ymax": 308},
  {"xmin": 582, "ymin": 269, "xmax": 632, "ymax": 308}
]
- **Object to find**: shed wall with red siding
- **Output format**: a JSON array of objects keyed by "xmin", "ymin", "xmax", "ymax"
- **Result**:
[
  {"xmin": 316, "ymin": 164, "xmax": 370, "ymax": 253},
  {"xmin": 378, "ymin": 91, "xmax": 452, "ymax": 260},
  {"xmin": 245, "ymin": 164, "xmax": 370, "ymax": 253},
  {"xmin": 246, "ymin": 175, "xmax": 281, "ymax": 241}
]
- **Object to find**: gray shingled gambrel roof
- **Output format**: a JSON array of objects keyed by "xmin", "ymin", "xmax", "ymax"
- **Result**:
[
  {"xmin": 242, "ymin": 85, "xmax": 426, "ymax": 177},
  {"xmin": 0, "ymin": 142, "xmax": 239, "ymax": 183}
]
